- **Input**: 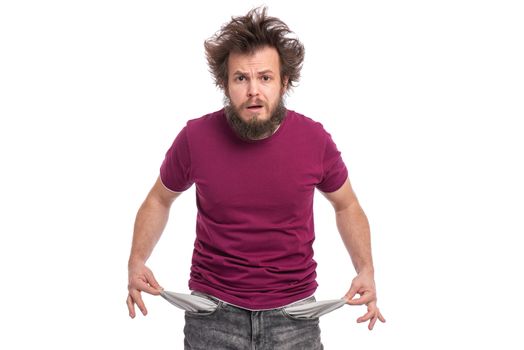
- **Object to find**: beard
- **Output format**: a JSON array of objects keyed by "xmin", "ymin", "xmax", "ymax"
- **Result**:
[{"xmin": 224, "ymin": 96, "xmax": 287, "ymax": 141}]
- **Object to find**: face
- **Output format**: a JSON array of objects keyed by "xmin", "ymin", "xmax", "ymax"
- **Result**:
[{"xmin": 225, "ymin": 46, "xmax": 288, "ymax": 139}]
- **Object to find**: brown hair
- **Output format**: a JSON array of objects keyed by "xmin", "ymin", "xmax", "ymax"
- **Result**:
[{"xmin": 204, "ymin": 6, "xmax": 305, "ymax": 92}]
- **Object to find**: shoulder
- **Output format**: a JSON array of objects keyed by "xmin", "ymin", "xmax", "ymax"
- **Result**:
[
  {"xmin": 286, "ymin": 109, "xmax": 330, "ymax": 139},
  {"xmin": 186, "ymin": 109, "xmax": 224, "ymax": 129},
  {"xmin": 182, "ymin": 109, "xmax": 225, "ymax": 142}
]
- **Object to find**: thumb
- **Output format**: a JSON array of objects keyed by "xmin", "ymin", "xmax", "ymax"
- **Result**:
[
  {"xmin": 145, "ymin": 270, "xmax": 163, "ymax": 293},
  {"xmin": 344, "ymin": 284, "xmax": 360, "ymax": 303}
]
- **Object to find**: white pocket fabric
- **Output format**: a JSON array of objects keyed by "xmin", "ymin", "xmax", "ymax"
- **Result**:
[
  {"xmin": 161, "ymin": 291, "xmax": 347, "ymax": 319},
  {"xmin": 161, "ymin": 291, "xmax": 218, "ymax": 313},
  {"xmin": 283, "ymin": 299, "xmax": 347, "ymax": 319}
]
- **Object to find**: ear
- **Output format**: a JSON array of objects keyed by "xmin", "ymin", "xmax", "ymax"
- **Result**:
[
  {"xmin": 281, "ymin": 76, "xmax": 289, "ymax": 95},
  {"xmin": 223, "ymin": 81, "xmax": 230, "ymax": 99}
]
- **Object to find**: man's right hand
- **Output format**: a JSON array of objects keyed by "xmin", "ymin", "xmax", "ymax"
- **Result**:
[{"xmin": 126, "ymin": 262, "xmax": 163, "ymax": 318}]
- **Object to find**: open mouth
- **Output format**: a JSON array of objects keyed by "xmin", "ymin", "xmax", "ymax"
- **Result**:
[{"xmin": 246, "ymin": 105, "xmax": 263, "ymax": 110}]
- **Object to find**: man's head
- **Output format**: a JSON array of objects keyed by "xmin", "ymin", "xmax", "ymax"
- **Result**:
[{"xmin": 205, "ymin": 7, "xmax": 305, "ymax": 140}]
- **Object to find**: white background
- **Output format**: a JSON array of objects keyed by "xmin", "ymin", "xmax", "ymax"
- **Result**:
[{"xmin": 1, "ymin": 1, "xmax": 523, "ymax": 349}]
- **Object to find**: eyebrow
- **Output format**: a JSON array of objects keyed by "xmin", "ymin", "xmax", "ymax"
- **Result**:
[{"xmin": 233, "ymin": 70, "xmax": 275, "ymax": 76}]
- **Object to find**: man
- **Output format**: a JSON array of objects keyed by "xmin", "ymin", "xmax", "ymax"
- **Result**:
[{"xmin": 127, "ymin": 7, "xmax": 385, "ymax": 349}]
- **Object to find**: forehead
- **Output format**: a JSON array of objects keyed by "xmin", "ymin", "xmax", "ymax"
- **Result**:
[{"xmin": 228, "ymin": 46, "xmax": 281, "ymax": 74}]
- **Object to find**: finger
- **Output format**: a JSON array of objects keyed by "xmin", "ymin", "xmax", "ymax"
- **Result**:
[
  {"xmin": 133, "ymin": 277, "xmax": 161, "ymax": 296},
  {"xmin": 346, "ymin": 292, "xmax": 374, "ymax": 306},
  {"xmin": 369, "ymin": 315, "xmax": 378, "ymax": 330},
  {"xmin": 142, "ymin": 283, "xmax": 161, "ymax": 296},
  {"xmin": 130, "ymin": 290, "xmax": 148, "ymax": 316},
  {"xmin": 126, "ymin": 294, "xmax": 136, "ymax": 319},
  {"xmin": 145, "ymin": 270, "xmax": 163, "ymax": 293},
  {"xmin": 346, "ymin": 296, "xmax": 365, "ymax": 305},
  {"xmin": 357, "ymin": 310, "xmax": 373, "ymax": 323},
  {"xmin": 344, "ymin": 285, "xmax": 360, "ymax": 302},
  {"xmin": 369, "ymin": 303, "xmax": 386, "ymax": 323}
]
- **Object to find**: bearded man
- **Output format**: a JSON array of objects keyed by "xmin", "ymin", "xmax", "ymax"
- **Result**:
[{"xmin": 126, "ymin": 7, "xmax": 385, "ymax": 349}]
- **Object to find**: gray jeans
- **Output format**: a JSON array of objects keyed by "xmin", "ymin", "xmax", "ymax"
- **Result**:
[{"xmin": 162, "ymin": 291, "xmax": 346, "ymax": 350}]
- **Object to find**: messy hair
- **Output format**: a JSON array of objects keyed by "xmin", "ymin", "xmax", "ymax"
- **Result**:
[{"xmin": 204, "ymin": 6, "xmax": 305, "ymax": 92}]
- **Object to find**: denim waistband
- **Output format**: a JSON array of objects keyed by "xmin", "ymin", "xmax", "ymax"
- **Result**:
[{"xmin": 191, "ymin": 290, "xmax": 316, "ymax": 312}]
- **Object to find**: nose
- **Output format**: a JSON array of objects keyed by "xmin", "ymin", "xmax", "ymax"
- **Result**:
[{"xmin": 247, "ymin": 80, "xmax": 259, "ymax": 97}]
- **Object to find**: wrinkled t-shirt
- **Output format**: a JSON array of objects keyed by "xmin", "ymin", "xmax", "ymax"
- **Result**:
[{"xmin": 160, "ymin": 109, "xmax": 348, "ymax": 310}]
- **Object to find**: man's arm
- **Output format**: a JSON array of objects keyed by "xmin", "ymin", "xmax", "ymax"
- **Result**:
[
  {"xmin": 320, "ymin": 178, "xmax": 385, "ymax": 330},
  {"xmin": 126, "ymin": 176, "xmax": 182, "ymax": 318}
]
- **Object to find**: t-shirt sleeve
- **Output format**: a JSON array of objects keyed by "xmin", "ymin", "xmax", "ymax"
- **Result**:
[
  {"xmin": 316, "ymin": 131, "xmax": 348, "ymax": 193},
  {"xmin": 159, "ymin": 126, "xmax": 194, "ymax": 192}
]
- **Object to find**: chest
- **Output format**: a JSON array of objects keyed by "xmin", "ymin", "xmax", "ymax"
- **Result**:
[{"xmin": 190, "ymin": 139, "xmax": 323, "ymax": 219}]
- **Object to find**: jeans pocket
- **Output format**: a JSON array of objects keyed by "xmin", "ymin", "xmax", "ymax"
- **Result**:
[
  {"xmin": 283, "ymin": 298, "xmax": 346, "ymax": 320},
  {"xmin": 281, "ymin": 308, "xmax": 318, "ymax": 321},
  {"xmin": 281, "ymin": 296, "xmax": 318, "ymax": 321},
  {"xmin": 161, "ymin": 291, "xmax": 220, "ymax": 316}
]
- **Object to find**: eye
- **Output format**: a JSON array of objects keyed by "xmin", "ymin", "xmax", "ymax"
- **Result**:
[
  {"xmin": 236, "ymin": 75, "xmax": 246, "ymax": 81},
  {"xmin": 262, "ymin": 75, "xmax": 271, "ymax": 81}
]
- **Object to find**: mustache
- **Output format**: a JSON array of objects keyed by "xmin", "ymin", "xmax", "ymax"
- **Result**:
[{"xmin": 241, "ymin": 99, "xmax": 267, "ymax": 108}]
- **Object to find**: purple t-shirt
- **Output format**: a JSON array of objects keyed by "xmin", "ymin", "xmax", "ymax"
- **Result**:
[{"xmin": 160, "ymin": 109, "xmax": 348, "ymax": 310}]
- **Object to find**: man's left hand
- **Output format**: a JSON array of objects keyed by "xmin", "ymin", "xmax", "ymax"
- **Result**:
[{"xmin": 344, "ymin": 271, "xmax": 386, "ymax": 330}]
